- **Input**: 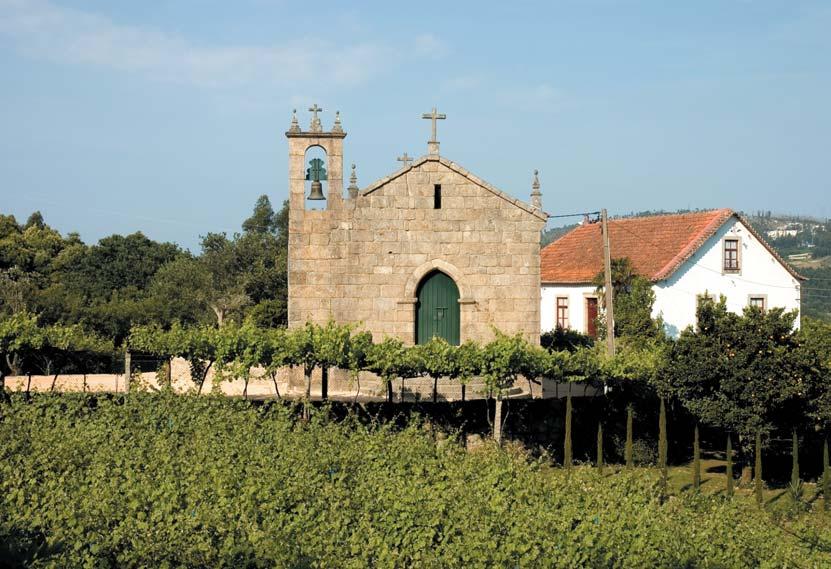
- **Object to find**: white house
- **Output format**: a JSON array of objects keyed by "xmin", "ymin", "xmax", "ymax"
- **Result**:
[{"xmin": 540, "ymin": 209, "xmax": 804, "ymax": 338}]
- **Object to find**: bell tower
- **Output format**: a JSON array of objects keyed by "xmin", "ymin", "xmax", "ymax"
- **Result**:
[
  {"xmin": 286, "ymin": 105, "xmax": 346, "ymax": 213},
  {"xmin": 285, "ymin": 105, "xmax": 348, "ymax": 329}
]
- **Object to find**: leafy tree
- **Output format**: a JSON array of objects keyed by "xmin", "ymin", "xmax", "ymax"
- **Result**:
[
  {"xmin": 0, "ymin": 312, "xmax": 43, "ymax": 397},
  {"xmin": 147, "ymin": 257, "xmax": 214, "ymax": 327},
  {"xmin": 692, "ymin": 423, "xmax": 700, "ymax": 491},
  {"xmin": 365, "ymin": 337, "xmax": 411, "ymax": 403},
  {"xmin": 726, "ymin": 434, "xmax": 734, "ymax": 498},
  {"xmin": 789, "ymin": 430, "xmax": 801, "ymax": 502},
  {"xmin": 755, "ymin": 431, "xmax": 764, "ymax": 505},
  {"xmin": 593, "ymin": 257, "xmax": 664, "ymax": 340},
  {"xmin": 38, "ymin": 324, "xmax": 113, "ymax": 390},
  {"xmin": 410, "ymin": 337, "xmax": 457, "ymax": 404},
  {"xmin": 480, "ymin": 331, "xmax": 534, "ymax": 443},
  {"xmin": 662, "ymin": 298, "xmax": 814, "ymax": 457},
  {"xmin": 659, "ymin": 398, "xmax": 668, "ymax": 494},
  {"xmin": 625, "ymin": 405, "xmax": 634, "ymax": 469},
  {"xmin": 824, "ymin": 440, "xmax": 830, "ymax": 511},
  {"xmin": 564, "ymin": 392, "xmax": 573, "ymax": 469}
]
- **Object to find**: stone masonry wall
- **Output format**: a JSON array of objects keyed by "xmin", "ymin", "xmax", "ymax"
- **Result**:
[{"xmin": 288, "ymin": 151, "xmax": 546, "ymax": 346}]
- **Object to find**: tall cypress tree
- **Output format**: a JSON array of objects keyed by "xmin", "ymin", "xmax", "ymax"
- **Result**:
[
  {"xmin": 823, "ymin": 439, "xmax": 830, "ymax": 512},
  {"xmin": 564, "ymin": 393, "xmax": 573, "ymax": 470},
  {"xmin": 755, "ymin": 430, "xmax": 764, "ymax": 506},
  {"xmin": 789, "ymin": 430, "xmax": 801, "ymax": 501},
  {"xmin": 726, "ymin": 433, "xmax": 734, "ymax": 498},
  {"xmin": 693, "ymin": 424, "xmax": 701, "ymax": 491},
  {"xmin": 625, "ymin": 405, "xmax": 634, "ymax": 469},
  {"xmin": 658, "ymin": 398, "xmax": 668, "ymax": 493},
  {"xmin": 597, "ymin": 422, "xmax": 604, "ymax": 474}
]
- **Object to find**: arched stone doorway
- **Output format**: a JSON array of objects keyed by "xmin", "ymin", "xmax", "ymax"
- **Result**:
[{"xmin": 416, "ymin": 271, "xmax": 460, "ymax": 345}]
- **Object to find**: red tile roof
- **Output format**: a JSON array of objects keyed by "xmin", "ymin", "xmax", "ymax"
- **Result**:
[{"xmin": 540, "ymin": 209, "xmax": 803, "ymax": 284}]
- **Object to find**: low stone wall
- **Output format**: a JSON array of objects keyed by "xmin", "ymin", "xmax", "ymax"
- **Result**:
[{"xmin": 6, "ymin": 357, "xmax": 598, "ymax": 401}]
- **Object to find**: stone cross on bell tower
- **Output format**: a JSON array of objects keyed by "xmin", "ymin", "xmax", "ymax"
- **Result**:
[{"xmin": 421, "ymin": 107, "xmax": 446, "ymax": 155}]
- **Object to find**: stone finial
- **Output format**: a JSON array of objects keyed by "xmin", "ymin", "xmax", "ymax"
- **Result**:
[
  {"xmin": 332, "ymin": 111, "xmax": 343, "ymax": 133},
  {"xmin": 289, "ymin": 109, "xmax": 301, "ymax": 133},
  {"xmin": 530, "ymin": 169, "xmax": 542, "ymax": 209},
  {"xmin": 309, "ymin": 103, "xmax": 323, "ymax": 132},
  {"xmin": 348, "ymin": 163, "xmax": 359, "ymax": 199}
]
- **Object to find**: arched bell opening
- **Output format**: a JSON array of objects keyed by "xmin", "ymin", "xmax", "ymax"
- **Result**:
[
  {"xmin": 415, "ymin": 270, "xmax": 460, "ymax": 345},
  {"xmin": 303, "ymin": 145, "xmax": 328, "ymax": 210}
]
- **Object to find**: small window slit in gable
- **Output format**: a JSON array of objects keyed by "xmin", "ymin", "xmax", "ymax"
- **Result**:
[{"xmin": 434, "ymin": 184, "xmax": 442, "ymax": 209}]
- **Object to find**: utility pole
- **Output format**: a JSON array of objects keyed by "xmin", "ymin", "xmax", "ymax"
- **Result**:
[{"xmin": 601, "ymin": 209, "xmax": 616, "ymax": 356}]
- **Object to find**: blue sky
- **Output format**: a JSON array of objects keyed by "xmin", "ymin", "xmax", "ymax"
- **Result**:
[{"xmin": 1, "ymin": 0, "xmax": 829, "ymax": 251}]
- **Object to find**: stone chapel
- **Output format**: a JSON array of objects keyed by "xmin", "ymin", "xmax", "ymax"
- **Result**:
[{"xmin": 286, "ymin": 106, "xmax": 547, "ymax": 348}]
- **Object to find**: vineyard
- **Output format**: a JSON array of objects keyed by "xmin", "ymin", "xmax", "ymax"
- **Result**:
[{"xmin": 2, "ymin": 393, "xmax": 831, "ymax": 568}]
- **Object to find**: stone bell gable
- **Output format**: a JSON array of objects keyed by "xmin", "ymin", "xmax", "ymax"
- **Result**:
[{"xmin": 286, "ymin": 106, "xmax": 547, "ymax": 346}]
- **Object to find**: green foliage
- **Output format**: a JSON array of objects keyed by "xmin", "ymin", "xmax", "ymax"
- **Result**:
[
  {"xmin": 540, "ymin": 326, "xmax": 593, "ymax": 352},
  {"xmin": 564, "ymin": 393, "xmax": 573, "ymax": 469},
  {"xmin": 593, "ymin": 257, "xmax": 664, "ymax": 340},
  {"xmin": 626, "ymin": 405, "xmax": 634, "ymax": 469},
  {"xmin": 789, "ymin": 430, "xmax": 802, "ymax": 502},
  {"xmin": 2, "ymin": 394, "xmax": 831, "ymax": 567},
  {"xmin": 755, "ymin": 431, "xmax": 764, "ymax": 505},
  {"xmin": 692, "ymin": 424, "xmax": 700, "ymax": 491},
  {"xmin": 824, "ymin": 440, "xmax": 830, "ymax": 512},
  {"xmin": 726, "ymin": 434, "xmax": 734, "ymax": 498},
  {"xmin": 663, "ymin": 298, "xmax": 818, "ymax": 453},
  {"xmin": 658, "ymin": 398, "xmax": 668, "ymax": 494}
]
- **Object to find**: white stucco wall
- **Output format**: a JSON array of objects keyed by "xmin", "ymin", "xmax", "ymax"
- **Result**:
[
  {"xmin": 541, "ymin": 218, "xmax": 801, "ymax": 338},
  {"xmin": 540, "ymin": 284, "xmax": 597, "ymax": 335},
  {"xmin": 652, "ymin": 218, "xmax": 801, "ymax": 337}
]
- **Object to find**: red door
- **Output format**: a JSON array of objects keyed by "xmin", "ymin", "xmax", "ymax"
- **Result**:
[{"xmin": 586, "ymin": 297, "xmax": 598, "ymax": 338}]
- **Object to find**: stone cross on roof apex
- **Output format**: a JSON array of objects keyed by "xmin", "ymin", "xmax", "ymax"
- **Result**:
[
  {"xmin": 421, "ymin": 106, "xmax": 446, "ymax": 155},
  {"xmin": 397, "ymin": 152, "xmax": 413, "ymax": 168}
]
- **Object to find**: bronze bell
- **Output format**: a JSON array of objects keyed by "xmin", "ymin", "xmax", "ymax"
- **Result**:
[{"xmin": 307, "ymin": 180, "xmax": 325, "ymax": 200}]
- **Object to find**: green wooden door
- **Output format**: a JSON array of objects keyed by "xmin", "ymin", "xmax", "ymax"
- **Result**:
[{"xmin": 416, "ymin": 271, "xmax": 460, "ymax": 345}]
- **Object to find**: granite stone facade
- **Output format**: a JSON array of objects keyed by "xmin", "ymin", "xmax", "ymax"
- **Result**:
[{"xmin": 286, "ymin": 119, "xmax": 546, "ymax": 348}]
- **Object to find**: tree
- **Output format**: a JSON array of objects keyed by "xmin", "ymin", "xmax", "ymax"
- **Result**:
[
  {"xmin": 755, "ymin": 431, "xmax": 764, "ymax": 505},
  {"xmin": 564, "ymin": 391, "xmax": 573, "ymax": 469},
  {"xmin": 659, "ymin": 398, "xmax": 668, "ymax": 495},
  {"xmin": 365, "ymin": 337, "xmax": 411, "ymax": 403},
  {"xmin": 0, "ymin": 312, "xmax": 43, "ymax": 399},
  {"xmin": 593, "ymin": 257, "xmax": 663, "ymax": 340},
  {"xmin": 789, "ymin": 430, "xmax": 801, "ymax": 502},
  {"xmin": 410, "ymin": 337, "xmax": 457, "ymax": 404},
  {"xmin": 38, "ymin": 324, "xmax": 113, "ymax": 391},
  {"xmin": 596, "ymin": 422, "xmax": 604, "ymax": 473},
  {"xmin": 726, "ymin": 434, "xmax": 734, "ymax": 498},
  {"xmin": 692, "ymin": 423, "xmax": 701, "ymax": 491},
  {"xmin": 480, "ymin": 332, "xmax": 535, "ymax": 444},
  {"xmin": 283, "ymin": 321, "xmax": 357, "ymax": 418},
  {"xmin": 663, "ymin": 298, "xmax": 814, "ymax": 460}
]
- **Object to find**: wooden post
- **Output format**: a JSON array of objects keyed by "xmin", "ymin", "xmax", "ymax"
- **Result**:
[
  {"xmin": 601, "ymin": 209, "xmax": 615, "ymax": 355},
  {"xmin": 124, "ymin": 351, "xmax": 131, "ymax": 393}
]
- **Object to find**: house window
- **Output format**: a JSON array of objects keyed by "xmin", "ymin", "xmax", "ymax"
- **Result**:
[
  {"xmin": 434, "ymin": 184, "xmax": 442, "ymax": 209},
  {"xmin": 723, "ymin": 238, "xmax": 740, "ymax": 272},
  {"xmin": 556, "ymin": 297, "xmax": 569, "ymax": 329},
  {"xmin": 749, "ymin": 295, "xmax": 767, "ymax": 310}
]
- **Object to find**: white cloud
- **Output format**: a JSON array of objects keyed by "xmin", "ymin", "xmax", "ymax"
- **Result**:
[
  {"xmin": 0, "ymin": 0, "xmax": 391, "ymax": 88},
  {"xmin": 414, "ymin": 33, "xmax": 448, "ymax": 58}
]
